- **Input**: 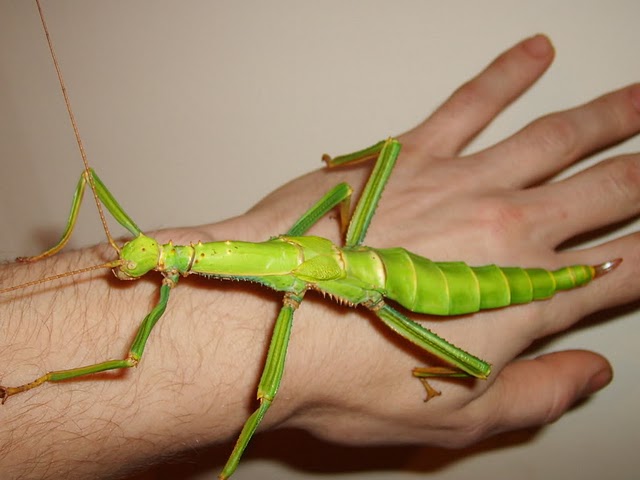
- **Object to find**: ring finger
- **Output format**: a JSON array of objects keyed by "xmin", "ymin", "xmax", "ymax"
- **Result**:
[{"xmin": 519, "ymin": 152, "xmax": 640, "ymax": 245}]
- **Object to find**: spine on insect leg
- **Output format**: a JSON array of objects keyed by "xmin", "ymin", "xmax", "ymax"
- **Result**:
[{"xmin": 355, "ymin": 247, "xmax": 618, "ymax": 316}]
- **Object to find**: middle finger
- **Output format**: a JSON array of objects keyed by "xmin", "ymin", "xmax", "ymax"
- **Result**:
[{"xmin": 520, "ymin": 152, "xmax": 640, "ymax": 245}]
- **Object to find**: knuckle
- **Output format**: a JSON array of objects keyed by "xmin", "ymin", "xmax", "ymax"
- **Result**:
[
  {"xmin": 601, "ymin": 154, "xmax": 640, "ymax": 202},
  {"xmin": 471, "ymin": 197, "xmax": 528, "ymax": 244},
  {"xmin": 527, "ymin": 113, "xmax": 579, "ymax": 158},
  {"xmin": 593, "ymin": 92, "xmax": 629, "ymax": 134},
  {"xmin": 538, "ymin": 386, "xmax": 573, "ymax": 426},
  {"xmin": 433, "ymin": 408, "xmax": 491, "ymax": 448},
  {"xmin": 449, "ymin": 79, "xmax": 486, "ymax": 114},
  {"xmin": 449, "ymin": 422, "xmax": 491, "ymax": 448}
]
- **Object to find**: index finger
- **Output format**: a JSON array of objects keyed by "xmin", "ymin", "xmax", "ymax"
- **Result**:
[{"xmin": 404, "ymin": 35, "xmax": 555, "ymax": 157}]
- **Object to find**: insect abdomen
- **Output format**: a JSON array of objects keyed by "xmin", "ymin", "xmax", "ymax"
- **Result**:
[{"xmin": 376, "ymin": 248, "xmax": 595, "ymax": 315}]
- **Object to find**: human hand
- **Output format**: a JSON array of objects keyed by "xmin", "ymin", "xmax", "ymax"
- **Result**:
[
  {"xmin": 240, "ymin": 34, "xmax": 640, "ymax": 447},
  {"xmin": 1, "ymin": 34, "xmax": 637, "ymax": 480}
]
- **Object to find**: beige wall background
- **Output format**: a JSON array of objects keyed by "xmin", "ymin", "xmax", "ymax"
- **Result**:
[{"xmin": 1, "ymin": 1, "xmax": 639, "ymax": 479}]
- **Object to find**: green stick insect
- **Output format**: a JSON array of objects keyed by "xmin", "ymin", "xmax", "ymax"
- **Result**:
[{"xmin": 0, "ymin": 2, "xmax": 621, "ymax": 479}]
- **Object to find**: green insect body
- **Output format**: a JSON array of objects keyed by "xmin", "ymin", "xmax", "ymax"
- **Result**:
[
  {"xmin": 121, "ymin": 233, "xmax": 598, "ymax": 316},
  {"xmin": 317, "ymin": 246, "xmax": 598, "ymax": 315}
]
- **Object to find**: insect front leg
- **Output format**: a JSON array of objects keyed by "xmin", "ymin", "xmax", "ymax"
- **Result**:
[
  {"xmin": 17, "ymin": 169, "xmax": 142, "ymax": 263},
  {"xmin": 0, "ymin": 277, "xmax": 175, "ymax": 403}
]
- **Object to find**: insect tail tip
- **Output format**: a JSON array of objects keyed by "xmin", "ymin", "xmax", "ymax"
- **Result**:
[{"xmin": 594, "ymin": 258, "xmax": 623, "ymax": 277}]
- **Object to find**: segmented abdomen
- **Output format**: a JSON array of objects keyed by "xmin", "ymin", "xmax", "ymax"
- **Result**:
[{"xmin": 363, "ymin": 248, "xmax": 595, "ymax": 315}]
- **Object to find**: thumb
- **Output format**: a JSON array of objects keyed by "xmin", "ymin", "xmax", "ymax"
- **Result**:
[{"xmin": 478, "ymin": 350, "xmax": 612, "ymax": 434}]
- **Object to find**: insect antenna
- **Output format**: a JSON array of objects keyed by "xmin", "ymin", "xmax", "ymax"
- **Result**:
[
  {"xmin": 35, "ymin": 0, "xmax": 121, "ymax": 254},
  {"xmin": 0, "ymin": 259, "xmax": 123, "ymax": 295}
]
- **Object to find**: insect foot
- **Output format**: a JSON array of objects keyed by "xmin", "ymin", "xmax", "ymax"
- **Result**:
[{"xmin": 0, "ymin": 385, "xmax": 21, "ymax": 404}]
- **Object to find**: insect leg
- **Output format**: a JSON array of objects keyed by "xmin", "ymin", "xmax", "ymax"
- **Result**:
[
  {"xmin": 371, "ymin": 302, "xmax": 491, "ymax": 400},
  {"xmin": 18, "ymin": 169, "xmax": 142, "ymax": 263},
  {"xmin": 220, "ymin": 290, "xmax": 304, "ymax": 480},
  {"xmin": 0, "ymin": 277, "xmax": 175, "ymax": 403},
  {"xmin": 286, "ymin": 182, "xmax": 352, "ymax": 236},
  {"xmin": 324, "ymin": 138, "xmax": 401, "ymax": 247},
  {"xmin": 87, "ymin": 168, "xmax": 142, "ymax": 237},
  {"xmin": 322, "ymin": 139, "xmax": 388, "ymax": 167}
]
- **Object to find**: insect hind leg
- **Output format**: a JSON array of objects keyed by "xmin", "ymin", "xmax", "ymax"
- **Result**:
[{"xmin": 370, "ymin": 302, "xmax": 490, "ymax": 401}]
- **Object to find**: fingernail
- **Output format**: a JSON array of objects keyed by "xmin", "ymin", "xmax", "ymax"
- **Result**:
[
  {"xmin": 523, "ymin": 34, "xmax": 553, "ymax": 58},
  {"xmin": 584, "ymin": 367, "xmax": 613, "ymax": 396},
  {"xmin": 630, "ymin": 84, "xmax": 640, "ymax": 113}
]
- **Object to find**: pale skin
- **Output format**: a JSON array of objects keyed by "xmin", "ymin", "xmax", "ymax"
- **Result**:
[{"xmin": 1, "ymin": 34, "xmax": 639, "ymax": 479}]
